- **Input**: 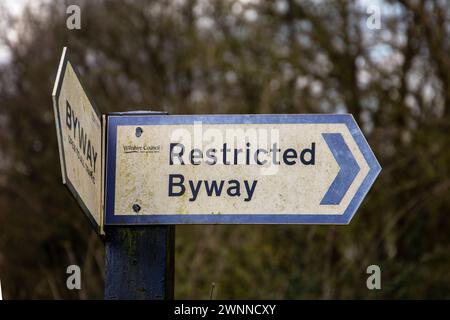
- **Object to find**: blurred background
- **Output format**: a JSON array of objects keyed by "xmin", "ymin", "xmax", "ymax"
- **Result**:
[{"xmin": 0, "ymin": 0, "xmax": 449, "ymax": 299}]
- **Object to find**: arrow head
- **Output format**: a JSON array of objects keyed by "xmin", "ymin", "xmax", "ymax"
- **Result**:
[{"xmin": 320, "ymin": 133, "xmax": 360, "ymax": 205}]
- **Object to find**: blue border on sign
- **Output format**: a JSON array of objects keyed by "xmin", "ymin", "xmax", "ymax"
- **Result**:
[{"xmin": 105, "ymin": 114, "xmax": 381, "ymax": 225}]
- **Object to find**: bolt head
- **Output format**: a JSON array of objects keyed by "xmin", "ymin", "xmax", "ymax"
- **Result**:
[{"xmin": 132, "ymin": 204, "xmax": 141, "ymax": 213}]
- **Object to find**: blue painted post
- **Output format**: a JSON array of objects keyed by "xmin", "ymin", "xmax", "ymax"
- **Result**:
[{"xmin": 104, "ymin": 226, "xmax": 175, "ymax": 299}]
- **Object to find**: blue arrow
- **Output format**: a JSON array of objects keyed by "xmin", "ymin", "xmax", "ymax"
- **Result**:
[{"xmin": 320, "ymin": 133, "xmax": 360, "ymax": 205}]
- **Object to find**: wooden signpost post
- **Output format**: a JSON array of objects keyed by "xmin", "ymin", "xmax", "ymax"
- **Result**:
[{"xmin": 52, "ymin": 48, "xmax": 381, "ymax": 299}]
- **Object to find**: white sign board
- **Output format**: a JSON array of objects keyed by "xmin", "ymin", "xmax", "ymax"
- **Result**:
[
  {"xmin": 52, "ymin": 48, "xmax": 103, "ymax": 233},
  {"xmin": 105, "ymin": 114, "xmax": 380, "ymax": 225}
]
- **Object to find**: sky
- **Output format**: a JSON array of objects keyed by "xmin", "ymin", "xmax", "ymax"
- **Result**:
[
  {"xmin": 3, "ymin": 0, "xmax": 26, "ymax": 15},
  {"xmin": 0, "ymin": 0, "xmax": 29, "ymax": 63},
  {"xmin": 0, "ymin": 0, "xmax": 395, "ymax": 65}
]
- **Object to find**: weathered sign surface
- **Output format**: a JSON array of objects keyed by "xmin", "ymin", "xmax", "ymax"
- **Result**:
[
  {"xmin": 105, "ymin": 114, "xmax": 380, "ymax": 225},
  {"xmin": 52, "ymin": 47, "xmax": 103, "ymax": 232}
]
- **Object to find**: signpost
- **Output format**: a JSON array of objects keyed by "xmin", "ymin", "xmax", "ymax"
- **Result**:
[
  {"xmin": 105, "ymin": 114, "xmax": 380, "ymax": 225},
  {"xmin": 52, "ymin": 47, "xmax": 381, "ymax": 300},
  {"xmin": 52, "ymin": 47, "xmax": 104, "ymax": 234}
]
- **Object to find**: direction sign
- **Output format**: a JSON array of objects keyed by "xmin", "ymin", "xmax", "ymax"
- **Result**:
[
  {"xmin": 105, "ymin": 114, "xmax": 380, "ymax": 225},
  {"xmin": 52, "ymin": 47, "xmax": 103, "ymax": 233}
]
